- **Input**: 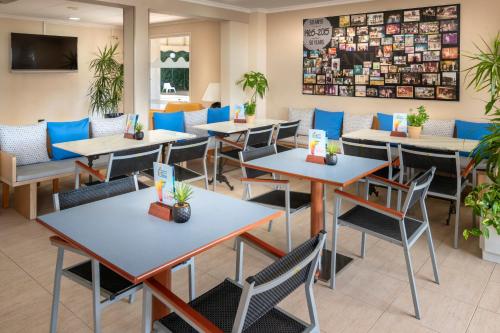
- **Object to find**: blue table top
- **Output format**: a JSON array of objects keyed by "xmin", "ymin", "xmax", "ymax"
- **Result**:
[
  {"xmin": 242, "ymin": 148, "xmax": 388, "ymax": 186},
  {"xmin": 38, "ymin": 187, "xmax": 282, "ymax": 283}
]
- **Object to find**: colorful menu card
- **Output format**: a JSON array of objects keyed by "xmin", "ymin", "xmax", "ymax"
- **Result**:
[
  {"xmin": 153, "ymin": 162, "xmax": 175, "ymax": 205},
  {"xmin": 234, "ymin": 104, "xmax": 246, "ymax": 121},
  {"xmin": 392, "ymin": 113, "xmax": 408, "ymax": 133},
  {"xmin": 124, "ymin": 114, "xmax": 139, "ymax": 136},
  {"xmin": 308, "ymin": 129, "xmax": 327, "ymax": 157}
]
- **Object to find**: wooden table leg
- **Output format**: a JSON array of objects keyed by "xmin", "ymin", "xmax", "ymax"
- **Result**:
[
  {"xmin": 310, "ymin": 181, "xmax": 324, "ymax": 237},
  {"xmin": 152, "ymin": 269, "xmax": 172, "ymax": 323}
]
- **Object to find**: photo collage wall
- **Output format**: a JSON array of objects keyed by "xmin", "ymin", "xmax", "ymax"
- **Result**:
[{"xmin": 303, "ymin": 4, "xmax": 460, "ymax": 100}]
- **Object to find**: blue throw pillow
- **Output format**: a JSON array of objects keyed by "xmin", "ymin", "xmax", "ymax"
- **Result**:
[
  {"xmin": 153, "ymin": 112, "xmax": 185, "ymax": 133},
  {"xmin": 48, "ymin": 118, "xmax": 90, "ymax": 160},
  {"xmin": 207, "ymin": 105, "xmax": 230, "ymax": 124},
  {"xmin": 456, "ymin": 120, "xmax": 491, "ymax": 140},
  {"xmin": 377, "ymin": 113, "xmax": 393, "ymax": 131},
  {"xmin": 314, "ymin": 109, "xmax": 344, "ymax": 140}
]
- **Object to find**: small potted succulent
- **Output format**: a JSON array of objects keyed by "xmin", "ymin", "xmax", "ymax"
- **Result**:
[
  {"xmin": 172, "ymin": 182, "xmax": 193, "ymax": 223},
  {"xmin": 325, "ymin": 142, "xmax": 339, "ymax": 165},
  {"xmin": 407, "ymin": 105, "xmax": 429, "ymax": 139},
  {"xmin": 134, "ymin": 122, "xmax": 144, "ymax": 140}
]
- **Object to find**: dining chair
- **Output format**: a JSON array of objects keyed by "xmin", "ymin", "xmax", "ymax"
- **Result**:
[
  {"xmin": 239, "ymin": 145, "xmax": 311, "ymax": 252},
  {"xmin": 397, "ymin": 145, "xmax": 474, "ymax": 248},
  {"xmin": 74, "ymin": 145, "xmax": 163, "ymax": 189},
  {"xmin": 142, "ymin": 231, "xmax": 326, "ymax": 333},
  {"xmin": 49, "ymin": 177, "xmax": 195, "ymax": 333},
  {"xmin": 331, "ymin": 168, "xmax": 439, "ymax": 319},
  {"xmin": 340, "ymin": 137, "xmax": 399, "ymax": 207},
  {"xmin": 274, "ymin": 120, "xmax": 300, "ymax": 152}
]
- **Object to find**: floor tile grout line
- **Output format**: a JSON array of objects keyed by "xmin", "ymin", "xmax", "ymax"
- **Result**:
[{"xmin": 464, "ymin": 264, "xmax": 496, "ymax": 332}]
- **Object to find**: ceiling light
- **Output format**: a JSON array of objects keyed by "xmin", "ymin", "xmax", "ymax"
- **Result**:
[{"xmin": 68, "ymin": 17, "xmax": 80, "ymax": 21}]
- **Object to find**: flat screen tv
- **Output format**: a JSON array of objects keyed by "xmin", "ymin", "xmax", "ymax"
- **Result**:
[{"xmin": 11, "ymin": 33, "xmax": 78, "ymax": 71}]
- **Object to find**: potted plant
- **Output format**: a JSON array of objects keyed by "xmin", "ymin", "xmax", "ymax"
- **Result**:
[
  {"xmin": 407, "ymin": 105, "xmax": 429, "ymax": 139},
  {"xmin": 89, "ymin": 43, "xmax": 124, "ymax": 118},
  {"xmin": 237, "ymin": 71, "xmax": 269, "ymax": 123},
  {"xmin": 172, "ymin": 182, "xmax": 194, "ymax": 223},
  {"xmin": 134, "ymin": 122, "xmax": 144, "ymax": 140},
  {"xmin": 462, "ymin": 34, "xmax": 500, "ymax": 263},
  {"xmin": 325, "ymin": 142, "xmax": 339, "ymax": 165}
]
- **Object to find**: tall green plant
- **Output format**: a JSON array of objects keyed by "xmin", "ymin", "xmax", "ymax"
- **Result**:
[
  {"xmin": 463, "ymin": 33, "xmax": 500, "ymax": 240},
  {"xmin": 237, "ymin": 71, "xmax": 269, "ymax": 116},
  {"xmin": 88, "ymin": 44, "xmax": 124, "ymax": 116}
]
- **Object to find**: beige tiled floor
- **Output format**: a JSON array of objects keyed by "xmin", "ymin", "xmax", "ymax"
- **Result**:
[{"xmin": 0, "ymin": 167, "xmax": 499, "ymax": 333}]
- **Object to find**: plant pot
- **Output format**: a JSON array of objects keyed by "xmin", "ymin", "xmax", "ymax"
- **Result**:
[
  {"xmin": 480, "ymin": 225, "xmax": 500, "ymax": 264},
  {"xmin": 245, "ymin": 114, "xmax": 256, "ymax": 123},
  {"xmin": 173, "ymin": 203, "xmax": 191, "ymax": 223},
  {"xmin": 134, "ymin": 131, "xmax": 144, "ymax": 140},
  {"xmin": 104, "ymin": 113, "xmax": 124, "ymax": 118},
  {"xmin": 325, "ymin": 154, "xmax": 338, "ymax": 165},
  {"xmin": 407, "ymin": 125, "xmax": 422, "ymax": 139}
]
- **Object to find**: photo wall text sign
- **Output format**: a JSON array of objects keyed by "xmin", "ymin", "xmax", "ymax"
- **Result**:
[{"xmin": 303, "ymin": 4, "xmax": 460, "ymax": 101}]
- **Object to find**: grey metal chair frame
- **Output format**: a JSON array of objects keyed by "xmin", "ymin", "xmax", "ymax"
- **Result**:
[
  {"xmin": 165, "ymin": 137, "xmax": 210, "ymax": 189},
  {"xmin": 218, "ymin": 125, "xmax": 275, "ymax": 162},
  {"xmin": 275, "ymin": 120, "xmax": 300, "ymax": 151},
  {"xmin": 397, "ymin": 145, "xmax": 470, "ymax": 249},
  {"xmin": 330, "ymin": 168, "xmax": 440, "ymax": 319},
  {"xmin": 239, "ymin": 145, "xmax": 312, "ymax": 252},
  {"xmin": 142, "ymin": 232, "xmax": 327, "ymax": 333},
  {"xmin": 49, "ymin": 178, "xmax": 195, "ymax": 333}
]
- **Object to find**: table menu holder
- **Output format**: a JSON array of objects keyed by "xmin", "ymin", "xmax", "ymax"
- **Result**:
[
  {"xmin": 148, "ymin": 201, "xmax": 173, "ymax": 221},
  {"xmin": 306, "ymin": 155, "xmax": 326, "ymax": 164},
  {"xmin": 234, "ymin": 118, "xmax": 246, "ymax": 123},
  {"xmin": 390, "ymin": 131, "xmax": 407, "ymax": 137},
  {"xmin": 124, "ymin": 133, "xmax": 135, "ymax": 139}
]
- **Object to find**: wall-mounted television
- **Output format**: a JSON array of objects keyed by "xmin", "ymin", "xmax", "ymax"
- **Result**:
[{"xmin": 11, "ymin": 33, "xmax": 78, "ymax": 71}]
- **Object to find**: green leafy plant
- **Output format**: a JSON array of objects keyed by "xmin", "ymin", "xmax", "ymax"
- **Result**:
[
  {"xmin": 407, "ymin": 105, "xmax": 429, "ymax": 127},
  {"xmin": 463, "ymin": 33, "xmax": 500, "ymax": 240},
  {"xmin": 135, "ymin": 122, "xmax": 144, "ymax": 133},
  {"xmin": 89, "ymin": 43, "xmax": 124, "ymax": 116},
  {"xmin": 326, "ymin": 142, "xmax": 339, "ymax": 155},
  {"xmin": 236, "ymin": 71, "xmax": 269, "ymax": 116},
  {"xmin": 174, "ymin": 182, "xmax": 193, "ymax": 205}
]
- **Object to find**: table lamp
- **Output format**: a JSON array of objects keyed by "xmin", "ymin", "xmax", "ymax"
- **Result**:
[{"xmin": 202, "ymin": 82, "xmax": 221, "ymax": 108}]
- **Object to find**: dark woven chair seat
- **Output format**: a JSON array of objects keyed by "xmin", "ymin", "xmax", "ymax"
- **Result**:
[
  {"xmin": 220, "ymin": 148, "xmax": 242, "ymax": 160},
  {"xmin": 65, "ymin": 260, "xmax": 137, "ymax": 299},
  {"xmin": 159, "ymin": 279, "xmax": 306, "ymax": 333},
  {"xmin": 173, "ymin": 165, "xmax": 202, "ymax": 182},
  {"xmin": 373, "ymin": 166, "xmax": 400, "ymax": 180},
  {"xmin": 338, "ymin": 205, "xmax": 423, "ymax": 242},
  {"xmin": 410, "ymin": 173, "xmax": 464, "ymax": 197},
  {"xmin": 276, "ymin": 144, "xmax": 293, "ymax": 153},
  {"xmin": 249, "ymin": 190, "xmax": 311, "ymax": 212}
]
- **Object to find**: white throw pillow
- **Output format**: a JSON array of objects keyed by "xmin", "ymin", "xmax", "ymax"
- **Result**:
[
  {"xmin": 0, "ymin": 122, "xmax": 50, "ymax": 166},
  {"xmin": 90, "ymin": 115, "xmax": 126, "ymax": 138},
  {"xmin": 342, "ymin": 113, "xmax": 373, "ymax": 134},
  {"xmin": 288, "ymin": 107, "xmax": 314, "ymax": 136},
  {"xmin": 422, "ymin": 119, "xmax": 455, "ymax": 137},
  {"xmin": 184, "ymin": 109, "xmax": 209, "ymax": 137}
]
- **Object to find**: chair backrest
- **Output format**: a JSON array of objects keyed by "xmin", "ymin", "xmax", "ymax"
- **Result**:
[
  {"xmin": 166, "ymin": 137, "xmax": 209, "ymax": 164},
  {"xmin": 54, "ymin": 176, "xmax": 137, "ymax": 211},
  {"xmin": 401, "ymin": 167, "xmax": 436, "ymax": 214},
  {"xmin": 399, "ymin": 144, "xmax": 459, "ymax": 178},
  {"xmin": 107, "ymin": 145, "xmax": 162, "ymax": 180},
  {"xmin": 341, "ymin": 137, "xmax": 391, "ymax": 162},
  {"xmin": 239, "ymin": 145, "xmax": 277, "ymax": 179},
  {"xmin": 276, "ymin": 120, "xmax": 300, "ymax": 141},
  {"xmin": 244, "ymin": 125, "xmax": 274, "ymax": 149},
  {"xmin": 233, "ymin": 231, "xmax": 326, "ymax": 332}
]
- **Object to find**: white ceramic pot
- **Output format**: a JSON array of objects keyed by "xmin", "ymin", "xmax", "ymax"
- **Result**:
[
  {"xmin": 481, "ymin": 225, "xmax": 500, "ymax": 264},
  {"xmin": 408, "ymin": 125, "xmax": 422, "ymax": 139},
  {"xmin": 245, "ymin": 114, "xmax": 256, "ymax": 123}
]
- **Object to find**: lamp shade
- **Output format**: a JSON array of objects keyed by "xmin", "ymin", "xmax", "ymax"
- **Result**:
[{"xmin": 202, "ymin": 83, "xmax": 220, "ymax": 103}]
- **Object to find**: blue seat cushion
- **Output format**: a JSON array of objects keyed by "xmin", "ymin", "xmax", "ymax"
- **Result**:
[
  {"xmin": 456, "ymin": 120, "xmax": 492, "ymax": 157},
  {"xmin": 153, "ymin": 112, "xmax": 185, "ymax": 132},
  {"xmin": 48, "ymin": 118, "xmax": 90, "ymax": 160},
  {"xmin": 377, "ymin": 113, "xmax": 393, "ymax": 131},
  {"xmin": 207, "ymin": 106, "xmax": 230, "ymax": 136},
  {"xmin": 314, "ymin": 109, "xmax": 344, "ymax": 140}
]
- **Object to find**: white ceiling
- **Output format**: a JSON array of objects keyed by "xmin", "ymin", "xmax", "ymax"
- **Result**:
[
  {"xmin": 0, "ymin": 0, "xmax": 190, "ymax": 26},
  {"xmin": 179, "ymin": 0, "xmax": 372, "ymax": 12}
]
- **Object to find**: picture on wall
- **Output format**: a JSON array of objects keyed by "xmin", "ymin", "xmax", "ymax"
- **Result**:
[{"xmin": 302, "ymin": 4, "xmax": 460, "ymax": 101}]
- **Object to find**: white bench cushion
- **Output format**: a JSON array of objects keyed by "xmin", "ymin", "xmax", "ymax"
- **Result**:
[
  {"xmin": 185, "ymin": 109, "xmax": 209, "ymax": 138},
  {"xmin": 16, "ymin": 155, "xmax": 109, "ymax": 182},
  {"xmin": 91, "ymin": 116, "xmax": 126, "ymax": 138},
  {"xmin": 422, "ymin": 119, "xmax": 455, "ymax": 137},
  {"xmin": 0, "ymin": 122, "xmax": 50, "ymax": 166},
  {"xmin": 343, "ymin": 113, "xmax": 373, "ymax": 134},
  {"xmin": 288, "ymin": 107, "xmax": 314, "ymax": 136}
]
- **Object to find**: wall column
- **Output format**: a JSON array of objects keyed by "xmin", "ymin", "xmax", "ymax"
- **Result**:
[{"xmin": 248, "ymin": 12, "xmax": 267, "ymax": 118}]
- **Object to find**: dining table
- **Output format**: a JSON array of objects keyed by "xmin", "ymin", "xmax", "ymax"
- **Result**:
[
  {"xmin": 37, "ymin": 186, "xmax": 282, "ymax": 328},
  {"xmin": 241, "ymin": 148, "xmax": 389, "ymax": 281}
]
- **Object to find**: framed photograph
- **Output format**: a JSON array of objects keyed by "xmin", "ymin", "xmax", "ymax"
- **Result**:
[
  {"xmin": 367, "ymin": 13, "xmax": 384, "ymax": 25},
  {"xmin": 441, "ymin": 60, "xmax": 458, "ymax": 71},
  {"xmin": 303, "ymin": 84, "xmax": 314, "ymax": 94},
  {"xmin": 383, "ymin": 45, "xmax": 393, "ymax": 57},
  {"xmin": 442, "ymin": 32, "xmax": 458, "ymax": 45},
  {"xmin": 404, "ymin": 9, "xmax": 420, "ymax": 22},
  {"xmin": 381, "ymin": 37, "xmax": 393, "ymax": 45},
  {"xmin": 442, "ymin": 72, "xmax": 457, "ymax": 86},
  {"xmin": 355, "ymin": 85, "xmax": 367, "ymax": 97},
  {"xmin": 440, "ymin": 20, "xmax": 459, "ymax": 32},
  {"xmin": 370, "ymin": 76, "xmax": 385, "ymax": 86},
  {"xmin": 333, "ymin": 28, "xmax": 345, "ymax": 37},
  {"xmin": 357, "ymin": 43, "xmax": 369, "ymax": 51},
  {"xmin": 419, "ymin": 22, "xmax": 440, "ymax": 34},
  {"xmin": 422, "ymin": 73, "xmax": 440, "ymax": 85},
  {"xmin": 415, "ymin": 43, "xmax": 428, "ymax": 52},
  {"xmin": 328, "ymin": 47, "xmax": 337, "ymax": 55},
  {"xmin": 422, "ymin": 7, "xmax": 436, "ymax": 20},
  {"xmin": 339, "ymin": 85, "xmax": 354, "ymax": 96},
  {"xmin": 415, "ymin": 34, "xmax": 428, "ymax": 43},
  {"xmin": 385, "ymin": 73, "xmax": 400, "ymax": 84},
  {"xmin": 343, "ymin": 77, "xmax": 354, "ymax": 85},
  {"xmin": 436, "ymin": 86, "xmax": 456, "ymax": 100},
  {"xmin": 437, "ymin": 5, "xmax": 458, "ymax": 20},
  {"xmin": 402, "ymin": 23, "xmax": 419, "ymax": 34},
  {"xmin": 386, "ymin": 23, "xmax": 401, "ymax": 35},
  {"xmin": 411, "ymin": 63, "xmax": 425, "ymax": 72},
  {"xmin": 423, "ymin": 50, "xmax": 441, "ymax": 61},
  {"xmin": 358, "ymin": 35, "xmax": 370, "ymax": 43},
  {"xmin": 325, "ymin": 85, "xmax": 339, "ymax": 95},
  {"xmin": 357, "ymin": 26, "xmax": 369, "ymax": 35},
  {"xmin": 346, "ymin": 43, "xmax": 357, "ymax": 52},
  {"xmin": 442, "ymin": 47, "xmax": 459, "ymax": 59},
  {"xmin": 415, "ymin": 87, "xmax": 435, "ymax": 99},
  {"xmin": 397, "ymin": 86, "xmax": 414, "ymax": 98},
  {"xmin": 369, "ymin": 39, "xmax": 381, "ymax": 47},
  {"xmin": 369, "ymin": 26, "xmax": 384, "ymax": 38},
  {"xmin": 402, "ymin": 73, "xmax": 421, "ymax": 85},
  {"xmin": 351, "ymin": 14, "xmax": 366, "ymax": 26},
  {"xmin": 339, "ymin": 15, "xmax": 350, "ymax": 27},
  {"xmin": 304, "ymin": 74, "xmax": 316, "ymax": 84},
  {"xmin": 408, "ymin": 53, "xmax": 422, "ymax": 63},
  {"xmin": 314, "ymin": 85, "xmax": 325, "ymax": 95},
  {"xmin": 331, "ymin": 58, "xmax": 341, "ymax": 71},
  {"xmin": 394, "ymin": 56, "xmax": 407, "ymax": 65},
  {"xmin": 355, "ymin": 74, "xmax": 370, "ymax": 84},
  {"xmin": 367, "ymin": 87, "xmax": 379, "ymax": 97},
  {"xmin": 404, "ymin": 35, "xmax": 415, "ymax": 46},
  {"xmin": 316, "ymin": 74, "xmax": 326, "ymax": 84},
  {"xmin": 347, "ymin": 27, "xmax": 356, "ymax": 37},
  {"xmin": 424, "ymin": 62, "xmax": 440, "ymax": 72},
  {"xmin": 373, "ymin": 62, "xmax": 381, "ymax": 70},
  {"xmin": 387, "ymin": 12, "xmax": 401, "ymax": 23},
  {"xmin": 379, "ymin": 86, "xmax": 396, "ymax": 98},
  {"xmin": 405, "ymin": 46, "xmax": 415, "ymax": 54}
]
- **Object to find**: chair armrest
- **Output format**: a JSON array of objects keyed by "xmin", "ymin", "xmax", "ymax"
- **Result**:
[
  {"xmin": 217, "ymin": 137, "xmax": 244, "ymax": 150},
  {"xmin": 0, "ymin": 150, "xmax": 16, "ymax": 185},
  {"xmin": 366, "ymin": 174, "xmax": 410, "ymax": 191},
  {"xmin": 334, "ymin": 189, "xmax": 404, "ymax": 219},
  {"xmin": 240, "ymin": 178, "xmax": 289, "ymax": 185},
  {"xmin": 239, "ymin": 232, "xmax": 286, "ymax": 259},
  {"xmin": 461, "ymin": 159, "xmax": 476, "ymax": 178},
  {"xmin": 75, "ymin": 161, "xmax": 105, "ymax": 182},
  {"xmin": 145, "ymin": 278, "xmax": 224, "ymax": 333}
]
